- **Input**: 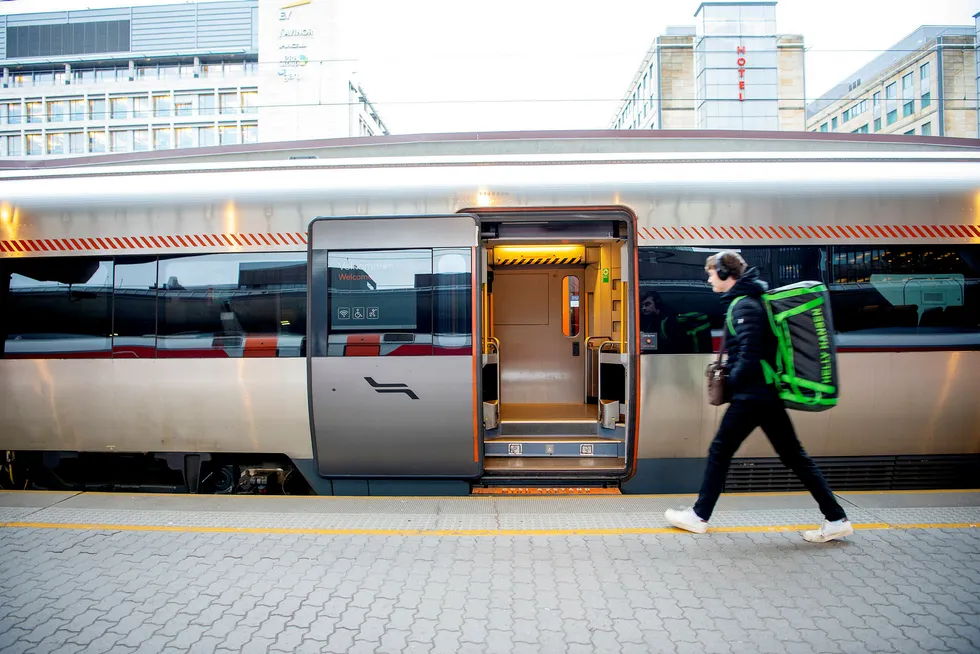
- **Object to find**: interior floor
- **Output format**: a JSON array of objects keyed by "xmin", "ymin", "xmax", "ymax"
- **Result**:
[
  {"xmin": 499, "ymin": 403, "xmax": 596, "ymax": 422},
  {"xmin": 483, "ymin": 457, "xmax": 627, "ymax": 472}
]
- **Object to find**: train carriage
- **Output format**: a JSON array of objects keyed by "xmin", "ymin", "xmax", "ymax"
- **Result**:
[{"xmin": 0, "ymin": 130, "xmax": 978, "ymax": 495}]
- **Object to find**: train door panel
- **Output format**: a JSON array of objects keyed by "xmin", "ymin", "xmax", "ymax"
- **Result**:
[{"xmin": 308, "ymin": 215, "xmax": 482, "ymax": 478}]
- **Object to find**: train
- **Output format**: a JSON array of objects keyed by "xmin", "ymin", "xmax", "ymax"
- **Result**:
[{"xmin": 1, "ymin": 130, "xmax": 978, "ymax": 496}]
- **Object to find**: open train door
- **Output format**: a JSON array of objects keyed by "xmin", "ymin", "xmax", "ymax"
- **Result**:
[{"xmin": 308, "ymin": 214, "xmax": 483, "ymax": 479}]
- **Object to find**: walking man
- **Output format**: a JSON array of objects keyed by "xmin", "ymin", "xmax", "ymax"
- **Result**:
[{"xmin": 665, "ymin": 250, "xmax": 853, "ymax": 543}]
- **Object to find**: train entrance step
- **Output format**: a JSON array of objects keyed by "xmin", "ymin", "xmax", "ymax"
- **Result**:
[{"xmin": 471, "ymin": 486, "xmax": 621, "ymax": 495}]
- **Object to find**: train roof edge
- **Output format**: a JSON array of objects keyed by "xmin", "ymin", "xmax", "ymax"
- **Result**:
[{"xmin": 3, "ymin": 129, "xmax": 980, "ymax": 173}]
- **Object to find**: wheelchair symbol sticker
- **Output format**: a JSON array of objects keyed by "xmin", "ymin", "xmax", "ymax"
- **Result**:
[{"xmin": 353, "ymin": 307, "xmax": 364, "ymax": 320}]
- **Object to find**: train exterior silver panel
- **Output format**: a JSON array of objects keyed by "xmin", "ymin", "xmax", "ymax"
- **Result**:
[
  {"xmin": 0, "ymin": 359, "xmax": 312, "ymax": 459},
  {"xmin": 1, "ymin": 156, "xmax": 978, "ymax": 254},
  {"xmin": 310, "ymin": 357, "xmax": 479, "ymax": 477},
  {"xmin": 638, "ymin": 352, "xmax": 980, "ymax": 460}
]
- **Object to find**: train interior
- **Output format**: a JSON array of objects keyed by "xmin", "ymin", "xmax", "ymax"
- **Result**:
[{"xmin": 477, "ymin": 217, "xmax": 632, "ymax": 481}]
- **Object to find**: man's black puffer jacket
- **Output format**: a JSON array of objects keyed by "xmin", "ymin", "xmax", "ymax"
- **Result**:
[{"xmin": 721, "ymin": 267, "xmax": 779, "ymax": 402}]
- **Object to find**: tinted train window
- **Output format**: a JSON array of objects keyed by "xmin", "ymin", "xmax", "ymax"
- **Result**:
[
  {"xmin": 637, "ymin": 246, "xmax": 825, "ymax": 353},
  {"xmin": 0, "ymin": 257, "xmax": 113, "ymax": 358},
  {"xmin": 112, "ymin": 257, "xmax": 158, "ymax": 358},
  {"xmin": 830, "ymin": 245, "xmax": 980, "ymax": 348},
  {"xmin": 326, "ymin": 248, "xmax": 472, "ymax": 356},
  {"xmin": 156, "ymin": 253, "xmax": 307, "ymax": 358}
]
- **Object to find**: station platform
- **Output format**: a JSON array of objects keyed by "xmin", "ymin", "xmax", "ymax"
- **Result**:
[{"xmin": 1, "ymin": 489, "xmax": 978, "ymax": 653}]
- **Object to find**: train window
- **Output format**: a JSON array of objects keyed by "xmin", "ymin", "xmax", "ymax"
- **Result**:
[
  {"xmin": 637, "ymin": 246, "xmax": 826, "ymax": 353},
  {"xmin": 561, "ymin": 275, "xmax": 581, "ymax": 338},
  {"xmin": 326, "ymin": 248, "xmax": 472, "ymax": 356},
  {"xmin": 0, "ymin": 257, "xmax": 113, "ymax": 359},
  {"xmin": 156, "ymin": 253, "xmax": 307, "ymax": 358},
  {"xmin": 431, "ymin": 248, "xmax": 473, "ymax": 355},
  {"xmin": 829, "ymin": 245, "xmax": 980, "ymax": 349},
  {"xmin": 112, "ymin": 257, "xmax": 158, "ymax": 358}
]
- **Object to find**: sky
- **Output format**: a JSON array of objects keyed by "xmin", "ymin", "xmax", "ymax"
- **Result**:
[{"xmin": 2, "ymin": 0, "xmax": 978, "ymax": 133}]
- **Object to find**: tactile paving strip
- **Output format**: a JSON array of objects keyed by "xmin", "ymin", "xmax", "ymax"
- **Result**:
[{"xmin": 1, "ymin": 492, "xmax": 977, "ymax": 534}]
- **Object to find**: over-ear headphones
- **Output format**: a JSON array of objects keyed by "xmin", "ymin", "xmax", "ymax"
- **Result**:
[{"xmin": 715, "ymin": 253, "xmax": 731, "ymax": 281}]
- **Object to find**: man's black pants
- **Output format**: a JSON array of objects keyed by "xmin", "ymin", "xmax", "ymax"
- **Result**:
[{"xmin": 693, "ymin": 397, "xmax": 848, "ymax": 522}]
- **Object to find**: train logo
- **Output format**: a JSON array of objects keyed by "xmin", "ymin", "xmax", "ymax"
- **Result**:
[{"xmin": 364, "ymin": 377, "xmax": 419, "ymax": 400}]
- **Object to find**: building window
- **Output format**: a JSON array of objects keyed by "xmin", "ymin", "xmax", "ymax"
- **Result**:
[
  {"xmin": 26, "ymin": 102, "xmax": 42, "ymax": 124},
  {"xmin": 70, "ymin": 100, "xmax": 85, "ymax": 122},
  {"xmin": 921, "ymin": 122, "xmax": 932, "ymax": 137},
  {"xmin": 920, "ymin": 62, "xmax": 931, "ymax": 94},
  {"xmin": 25, "ymin": 134, "xmax": 42, "ymax": 155},
  {"xmin": 903, "ymin": 129, "xmax": 915, "ymax": 136},
  {"xmin": 133, "ymin": 130, "xmax": 149, "ymax": 151},
  {"xmin": 831, "ymin": 117, "xmax": 837, "ymax": 130},
  {"xmin": 89, "ymin": 130, "xmax": 106, "ymax": 153},
  {"xmin": 47, "ymin": 101, "xmax": 67, "ymax": 123},
  {"xmin": 153, "ymin": 128, "xmax": 171, "ymax": 150},
  {"xmin": 199, "ymin": 94, "xmax": 215, "ymax": 116},
  {"xmin": 921, "ymin": 92, "xmax": 931, "ymax": 109},
  {"xmin": 110, "ymin": 97, "xmax": 132, "ymax": 119},
  {"xmin": 219, "ymin": 124, "xmax": 238, "ymax": 145},
  {"xmin": 219, "ymin": 93, "xmax": 238, "ymax": 115},
  {"xmin": 134, "ymin": 96, "xmax": 150, "ymax": 119},
  {"xmin": 872, "ymin": 91, "xmax": 880, "ymax": 115},
  {"xmin": 46, "ymin": 133, "xmax": 66, "ymax": 155},
  {"xmin": 110, "ymin": 130, "xmax": 131, "ymax": 152},
  {"xmin": 902, "ymin": 72, "xmax": 914, "ymax": 117},
  {"xmin": 112, "ymin": 257, "xmax": 157, "ymax": 358},
  {"xmin": 153, "ymin": 95, "xmax": 172, "ymax": 118},
  {"xmin": 89, "ymin": 98, "xmax": 106, "ymax": 121},
  {"xmin": 198, "ymin": 126, "xmax": 216, "ymax": 147},
  {"xmin": 175, "ymin": 127, "xmax": 194, "ymax": 149},
  {"xmin": 6, "ymin": 103, "xmax": 22, "ymax": 125},
  {"xmin": 69, "ymin": 132, "xmax": 85, "ymax": 154},
  {"xmin": 174, "ymin": 96, "xmax": 194, "ymax": 117},
  {"xmin": 241, "ymin": 91, "xmax": 257, "ymax": 114},
  {"xmin": 5, "ymin": 135, "xmax": 21, "ymax": 156},
  {"xmin": 241, "ymin": 124, "xmax": 257, "ymax": 144},
  {"xmin": 874, "ymin": 117, "xmax": 881, "ymax": 131},
  {"xmin": 885, "ymin": 82, "xmax": 897, "ymax": 123}
]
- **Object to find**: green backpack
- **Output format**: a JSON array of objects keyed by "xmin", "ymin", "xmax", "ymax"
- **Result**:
[{"xmin": 726, "ymin": 281, "xmax": 839, "ymax": 411}]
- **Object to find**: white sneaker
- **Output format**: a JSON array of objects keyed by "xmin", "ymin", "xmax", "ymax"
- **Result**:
[
  {"xmin": 802, "ymin": 519, "xmax": 853, "ymax": 543},
  {"xmin": 665, "ymin": 507, "xmax": 708, "ymax": 534}
]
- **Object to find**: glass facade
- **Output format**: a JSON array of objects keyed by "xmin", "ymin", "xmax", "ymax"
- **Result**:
[{"xmin": 694, "ymin": 3, "xmax": 779, "ymax": 130}]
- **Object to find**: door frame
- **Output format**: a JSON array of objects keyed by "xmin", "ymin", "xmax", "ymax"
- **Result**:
[{"xmin": 460, "ymin": 206, "xmax": 641, "ymax": 481}]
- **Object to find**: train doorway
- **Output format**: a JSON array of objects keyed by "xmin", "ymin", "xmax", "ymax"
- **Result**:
[{"xmin": 474, "ymin": 209, "xmax": 638, "ymax": 483}]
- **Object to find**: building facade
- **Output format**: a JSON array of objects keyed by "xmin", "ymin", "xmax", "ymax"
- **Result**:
[
  {"xmin": 611, "ymin": 2, "xmax": 805, "ymax": 132},
  {"xmin": 0, "ymin": 0, "xmax": 388, "ymax": 159},
  {"xmin": 806, "ymin": 26, "xmax": 978, "ymax": 138}
]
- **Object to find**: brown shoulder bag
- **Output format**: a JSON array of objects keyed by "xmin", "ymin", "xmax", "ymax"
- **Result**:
[{"xmin": 706, "ymin": 326, "xmax": 729, "ymax": 406}]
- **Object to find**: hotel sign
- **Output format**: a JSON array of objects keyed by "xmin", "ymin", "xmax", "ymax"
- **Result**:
[{"xmin": 737, "ymin": 46, "xmax": 746, "ymax": 101}]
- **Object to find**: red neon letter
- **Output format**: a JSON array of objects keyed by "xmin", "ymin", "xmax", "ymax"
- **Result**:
[
  {"xmin": 737, "ymin": 46, "xmax": 746, "ymax": 54},
  {"xmin": 739, "ymin": 80, "xmax": 745, "ymax": 89},
  {"xmin": 739, "ymin": 92, "xmax": 744, "ymax": 101},
  {"xmin": 739, "ymin": 68, "xmax": 745, "ymax": 78},
  {"xmin": 737, "ymin": 57, "xmax": 746, "ymax": 67}
]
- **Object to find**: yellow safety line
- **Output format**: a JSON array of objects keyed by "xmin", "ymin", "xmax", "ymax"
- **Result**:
[{"xmin": 0, "ymin": 521, "xmax": 975, "ymax": 536}]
